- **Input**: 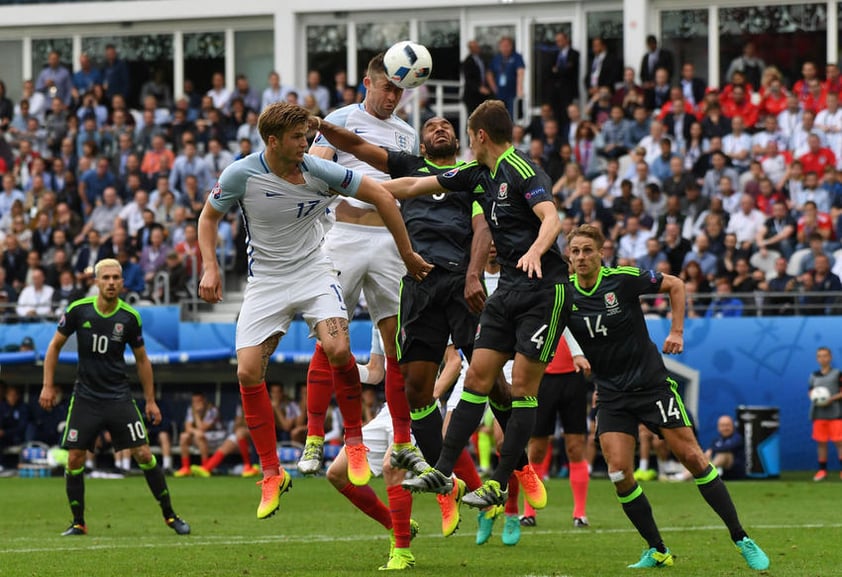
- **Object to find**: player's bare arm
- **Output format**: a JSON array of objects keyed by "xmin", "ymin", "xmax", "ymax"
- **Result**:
[
  {"xmin": 381, "ymin": 175, "xmax": 447, "ymax": 199},
  {"xmin": 353, "ymin": 176, "xmax": 434, "ymax": 279},
  {"xmin": 659, "ymin": 273, "xmax": 685, "ymax": 355},
  {"xmin": 465, "ymin": 209, "xmax": 492, "ymax": 313},
  {"xmin": 308, "ymin": 116, "xmax": 389, "ymax": 173},
  {"xmin": 517, "ymin": 200, "xmax": 562, "ymax": 279},
  {"xmin": 197, "ymin": 200, "xmax": 225, "ymax": 304},
  {"xmin": 39, "ymin": 331, "xmax": 69, "ymax": 410},
  {"xmin": 133, "ymin": 344, "xmax": 161, "ymax": 425}
]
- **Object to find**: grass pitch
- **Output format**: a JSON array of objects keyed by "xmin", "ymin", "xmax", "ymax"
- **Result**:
[{"xmin": 0, "ymin": 472, "xmax": 837, "ymax": 576}]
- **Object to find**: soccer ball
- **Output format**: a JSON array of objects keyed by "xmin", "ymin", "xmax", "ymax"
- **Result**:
[
  {"xmin": 810, "ymin": 386, "xmax": 832, "ymax": 407},
  {"xmin": 384, "ymin": 41, "xmax": 433, "ymax": 89}
]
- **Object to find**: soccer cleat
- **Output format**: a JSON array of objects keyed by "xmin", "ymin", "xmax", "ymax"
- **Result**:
[
  {"xmin": 174, "ymin": 466, "xmax": 192, "ymax": 478},
  {"xmin": 736, "ymin": 537, "xmax": 770, "ymax": 571},
  {"xmin": 190, "ymin": 464, "xmax": 211, "ymax": 478},
  {"xmin": 519, "ymin": 515, "xmax": 536, "ymax": 527},
  {"xmin": 634, "ymin": 468, "xmax": 658, "ymax": 482},
  {"xmin": 573, "ymin": 516, "xmax": 590, "ymax": 528},
  {"xmin": 462, "ymin": 479, "xmax": 508, "ymax": 509},
  {"xmin": 165, "ymin": 516, "xmax": 191, "ymax": 535},
  {"xmin": 437, "ymin": 477, "xmax": 465, "ymax": 537},
  {"xmin": 813, "ymin": 470, "xmax": 827, "ymax": 482},
  {"xmin": 346, "ymin": 442, "xmax": 372, "ymax": 486},
  {"xmin": 379, "ymin": 548, "xmax": 416, "ymax": 571},
  {"xmin": 298, "ymin": 436, "xmax": 325, "ymax": 475},
  {"xmin": 256, "ymin": 469, "xmax": 292, "ymax": 520},
  {"xmin": 241, "ymin": 465, "xmax": 261, "ymax": 478},
  {"xmin": 402, "ymin": 467, "xmax": 454, "ymax": 495},
  {"xmin": 389, "ymin": 518, "xmax": 421, "ymax": 557},
  {"xmin": 501, "ymin": 514, "xmax": 521, "ymax": 546},
  {"xmin": 628, "ymin": 547, "xmax": 674, "ymax": 569},
  {"xmin": 476, "ymin": 506, "xmax": 501, "ymax": 545},
  {"xmin": 61, "ymin": 523, "xmax": 87, "ymax": 536},
  {"xmin": 390, "ymin": 444, "xmax": 429, "ymax": 476},
  {"xmin": 514, "ymin": 464, "xmax": 548, "ymax": 509}
]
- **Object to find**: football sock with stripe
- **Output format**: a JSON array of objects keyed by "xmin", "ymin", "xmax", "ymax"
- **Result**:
[
  {"xmin": 306, "ymin": 343, "xmax": 333, "ymax": 438},
  {"xmin": 65, "ymin": 466, "xmax": 85, "ymax": 526},
  {"xmin": 618, "ymin": 483, "xmax": 666, "ymax": 552},
  {"xmin": 140, "ymin": 456, "xmax": 175, "ymax": 519},
  {"xmin": 332, "ymin": 355, "xmax": 363, "ymax": 442},
  {"xmin": 492, "ymin": 397, "xmax": 537, "ymax": 489},
  {"xmin": 240, "ymin": 382, "xmax": 280, "ymax": 474},
  {"xmin": 386, "ymin": 356, "xmax": 412, "ymax": 445},
  {"xmin": 410, "ymin": 402, "xmax": 443, "ymax": 463},
  {"xmin": 695, "ymin": 464, "xmax": 747, "ymax": 542},
  {"xmin": 436, "ymin": 388, "xmax": 488, "ymax": 476},
  {"xmin": 339, "ymin": 483, "xmax": 392, "ymax": 530}
]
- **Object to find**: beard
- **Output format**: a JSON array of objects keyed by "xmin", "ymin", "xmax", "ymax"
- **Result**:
[{"xmin": 424, "ymin": 139, "xmax": 457, "ymax": 158}]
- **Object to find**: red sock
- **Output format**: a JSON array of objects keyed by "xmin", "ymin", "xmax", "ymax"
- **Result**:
[
  {"xmin": 387, "ymin": 484, "xmax": 413, "ymax": 548},
  {"xmin": 180, "ymin": 454, "xmax": 190, "ymax": 470},
  {"xmin": 569, "ymin": 460, "xmax": 590, "ymax": 518},
  {"xmin": 385, "ymin": 356, "xmax": 412, "ymax": 445},
  {"xmin": 204, "ymin": 450, "xmax": 226, "ymax": 473},
  {"xmin": 454, "ymin": 448, "xmax": 483, "ymax": 491},
  {"xmin": 307, "ymin": 343, "xmax": 333, "ymax": 437},
  {"xmin": 541, "ymin": 447, "xmax": 552, "ymax": 478},
  {"xmin": 505, "ymin": 473, "xmax": 520, "ymax": 516},
  {"xmin": 332, "ymin": 356, "xmax": 363, "ymax": 442},
  {"xmin": 240, "ymin": 382, "xmax": 280, "ymax": 474},
  {"xmin": 339, "ymin": 483, "xmax": 392, "ymax": 530},
  {"xmin": 237, "ymin": 436, "xmax": 252, "ymax": 468}
]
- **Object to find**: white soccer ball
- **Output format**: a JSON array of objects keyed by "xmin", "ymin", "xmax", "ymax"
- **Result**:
[
  {"xmin": 384, "ymin": 41, "xmax": 433, "ymax": 89},
  {"xmin": 810, "ymin": 386, "xmax": 832, "ymax": 407}
]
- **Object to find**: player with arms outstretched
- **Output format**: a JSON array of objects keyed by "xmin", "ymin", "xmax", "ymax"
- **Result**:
[
  {"xmin": 565, "ymin": 224, "xmax": 769, "ymax": 570},
  {"xmin": 197, "ymin": 102, "xmax": 430, "ymax": 519},
  {"xmin": 39, "ymin": 258, "xmax": 190, "ymax": 537}
]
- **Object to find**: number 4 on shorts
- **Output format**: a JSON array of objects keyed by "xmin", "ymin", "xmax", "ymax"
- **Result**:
[{"xmin": 530, "ymin": 324, "xmax": 548, "ymax": 349}]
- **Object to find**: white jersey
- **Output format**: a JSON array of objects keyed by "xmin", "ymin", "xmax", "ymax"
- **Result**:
[
  {"xmin": 210, "ymin": 152, "xmax": 362, "ymax": 278},
  {"xmin": 313, "ymin": 103, "xmax": 418, "ymax": 210}
]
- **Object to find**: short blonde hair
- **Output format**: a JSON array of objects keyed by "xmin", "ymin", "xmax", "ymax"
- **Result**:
[
  {"xmin": 258, "ymin": 102, "xmax": 310, "ymax": 145},
  {"xmin": 94, "ymin": 258, "xmax": 122, "ymax": 278}
]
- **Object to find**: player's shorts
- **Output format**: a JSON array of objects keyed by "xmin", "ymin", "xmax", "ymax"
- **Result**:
[
  {"xmin": 397, "ymin": 268, "xmax": 479, "ymax": 364},
  {"xmin": 595, "ymin": 377, "xmax": 692, "ymax": 438},
  {"xmin": 236, "ymin": 255, "xmax": 347, "ymax": 349},
  {"xmin": 204, "ymin": 430, "xmax": 230, "ymax": 452},
  {"xmin": 62, "ymin": 394, "xmax": 148, "ymax": 452},
  {"xmin": 324, "ymin": 222, "xmax": 403, "ymax": 324},
  {"xmin": 362, "ymin": 408, "xmax": 394, "ymax": 477},
  {"xmin": 812, "ymin": 419, "xmax": 842, "ymax": 442},
  {"xmin": 533, "ymin": 371, "xmax": 589, "ymax": 437},
  {"xmin": 475, "ymin": 283, "xmax": 572, "ymax": 362}
]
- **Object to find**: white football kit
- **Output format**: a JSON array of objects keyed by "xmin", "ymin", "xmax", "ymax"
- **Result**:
[
  {"xmin": 314, "ymin": 103, "xmax": 418, "ymax": 323},
  {"xmin": 210, "ymin": 152, "xmax": 363, "ymax": 349}
]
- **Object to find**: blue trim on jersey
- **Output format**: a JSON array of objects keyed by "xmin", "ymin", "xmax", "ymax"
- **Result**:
[{"xmin": 258, "ymin": 152, "xmax": 270, "ymax": 174}]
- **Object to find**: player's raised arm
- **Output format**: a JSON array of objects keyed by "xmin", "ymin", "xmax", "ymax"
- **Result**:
[
  {"xmin": 197, "ymin": 200, "xmax": 226, "ymax": 304},
  {"xmin": 40, "ymin": 330, "xmax": 69, "ymax": 409},
  {"xmin": 465, "ymin": 204, "xmax": 492, "ymax": 313},
  {"xmin": 354, "ymin": 175, "xmax": 433, "ymax": 279},
  {"xmin": 516, "ymin": 200, "xmax": 562, "ymax": 279},
  {"xmin": 381, "ymin": 175, "xmax": 447, "ymax": 199},
  {"xmin": 309, "ymin": 116, "xmax": 389, "ymax": 173},
  {"xmin": 659, "ymin": 273, "xmax": 685, "ymax": 355}
]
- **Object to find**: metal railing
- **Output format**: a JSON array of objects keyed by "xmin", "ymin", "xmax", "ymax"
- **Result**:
[{"xmin": 639, "ymin": 291, "xmax": 842, "ymax": 317}]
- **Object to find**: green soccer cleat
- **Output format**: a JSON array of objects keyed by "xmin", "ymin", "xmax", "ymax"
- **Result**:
[
  {"xmin": 462, "ymin": 479, "xmax": 508, "ymax": 509},
  {"xmin": 736, "ymin": 537, "xmax": 770, "ymax": 571},
  {"xmin": 165, "ymin": 515, "xmax": 191, "ymax": 535},
  {"xmin": 402, "ymin": 467, "xmax": 453, "ymax": 495},
  {"xmin": 61, "ymin": 523, "xmax": 87, "ymax": 536},
  {"xmin": 501, "ymin": 514, "xmax": 521, "ymax": 546},
  {"xmin": 379, "ymin": 548, "xmax": 416, "ymax": 571},
  {"xmin": 628, "ymin": 547, "xmax": 674, "ymax": 569},
  {"xmin": 633, "ymin": 468, "xmax": 658, "ymax": 482},
  {"xmin": 298, "ymin": 436, "xmax": 325, "ymax": 475},
  {"xmin": 190, "ymin": 464, "xmax": 211, "ymax": 478},
  {"xmin": 476, "ymin": 505, "xmax": 501, "ymax": 545}
]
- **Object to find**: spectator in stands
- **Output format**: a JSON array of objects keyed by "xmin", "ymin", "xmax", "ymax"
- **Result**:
[
  {"xmin": 44, "ymin": 242, "xmax": 73, "ymax": 284},
  {"xmin": 2, "ymin": 233, "xmax": 27, "ymax": 291},
  {"xmin": 585, "ymin": 36, "xmax": 620, "ymax": 99},
  {"xmin": 683, "ymin": 233, "xmax": 718, "ymax": 279},
  {"xmin": 637, "ymin": 236, "xmax": 667, "ymax": 271},
  {"xmin": 694, "ymin": 415, "xmax": 746, "ymax": 481},
  {"xmin": 29, "ymin": 382, "xmax": 68, "ymax": 447},
  {"xmin": 0, "ymin": 385, "xmax": 30, "ymax": 452},
  {"xmin": 644, "ymin": 67, "xmax": 671, "ymax": 113},
  {"xmin": 792, "ymin": 112, "xmax": 827, "ymax": 158},
  {"xmin": 166, "ymin": 206, "xmax": 189, "ymax": 247},
  {"xmin": 797, "ymin": 202, "xmax": 834, "ymax": 249},
  {"xmin": 16, "ymin": 267, "xmax": 54, "ymax": 320},
  {"xmin": 270, "ymin": 383, "xmax": 302, "ymax": 443},
  {"xmin": 262, "ymin": 71, "xmax": 293, "ymax": 111},
  {"xmin": 649, "ymin": 138, "xmax": 677, "ymax": 183},
  {"xmin": 799, "ymin": 135, "xmax": 836, "ymax": 183},
  {"xmin": 702, "ymin": 151, "xmax": 739, "ymax": 200},
  {"xmin": 30, "ymin": 211, "xmax": 53, "ymax": 257},
  {"xmin": 178, "ymin": 174, "xmax": 206, "ymax": 218},
  {"xmin": 486, "ymin": 36, "xmax": 525, "ymax": 119},
  {"xmin": 228, "ymin": 74, "xmax": 259, "ymax": 114},
  {"xmin": 640, "ymin": 35, "xmax": 674, "ymax": 89},
  {"xmin": 756, "ymin": 201, "xmax": 796, "ymax": 259},
  {"xmin": 206, "ymin": 72, "xmax": 231, "ymax": 114},
  {"xmin": 102, "ymin": 44, "xmax": 129, "ymax": 101},
  {"xmin": 592, "ymin": 157, "xmax": 622, "ymax": 206},
  {"xmin": 52, "ymin": 269, "xmax": 85, "ymax": 315},
  {"xmin": 760, "ymin": 76, "xmax": 789, "ymax": 120},
  {"xmin": 799, "ymin": 233, "xmax": 836, "ymax": 275},
  {"xmin": 795, "ymin": 171, "xmax": 832, "ymax": 215},
  {"xmin": 141, "ymin": 134, "xmax": 175, "ymax": 185},
  {"xmin": 701, "ymin": 104, "xmax": 732, "ymax": 141},
  {"xmin": 727, "ymin": 194, "xmax": 766, "ymax": 252},
  {"xmin": 573, "ymin": 194, "xmax": 613, "ymax": 238},
  {"xmin": 0, "ymin": 80, "xmax": 12, "ymax": 132},
  {"xmin": 662, "ymin": 222, "xmax": 692, "ymax": 275},
  {"xmin": 36, "ymin": 50, "xmax": 73, "ymax": 106},
  {"xmin": 204, "ymin": 137, "xmax": 233, "ymax": 181},
  {"xmin": 169, "ymin": 140, "xmax": 212, "ymax": 198},
  {"xmin": 0, "ymin": 174, "xmax": 25, "ymax": 219},
  {"xmin": 627, "ymin": 106, "xmax": 651, "ymax": 148},
  {"xmin": 706, "ymin": 276, "xmax": 744, "ymax": 318},
  {"xmin": 16, "ymin": 79, "xmax": 47, "ymax": 123},
  {"xmin": 300, "ymin": 70, "xmax": 330, "ymax": 116},
  {"xmin": 163, "ymin": 250, "xmax": 189, "ymax": 303},
  {"xmin": 662, "ymin": 156, "xmax": 693, "ymax": 198},
  {"xmin": 793, "ymin": 61, "xmax": 819, "ymax": 104},
  {"xmin": 139, "ymin": 227, "xmax": 169, "ymax": 286},
  {"xmin": 134, "ymin": 208, "xmax": 165, "ymax": 253},
  {"xmin": 73, "ymin": 229, "xmax": 106, "ymax": 283},
  {"xmin": 116, "ymin": 249, "xmax": 144, "ymax": 297},
  {"xmin": 725, "ymin": 41, "xmax": 764, "ymax": 90},
  {"xmin": 546, "ymin": 32, "xmax": 579, "ymax": 121},
  {"xmin": 643, "ymin": 182, "xmax": 667, "ymax": 221},
  {"xmin": 617, "ymin": 214, "xmax": 652, "ymax": 262},
  {"xmin": 174, "ymin": 222, "xmax": 202, "ymax": 278},
  {"xmin": 22, "ymin": 249, "xmax": 42, "ymax": 288},
  {"xmin": 722, "ymin": 87, "xmax": 759, "ymax": 130},
  {"xmin": 0, "ymin": 265, "xmax": 16, "ymax": 321},
  {"xmin": 79, "ymin": 156, "xmax": 116, "ymax": 217},
  {"xmin": 551, "ymin": 161, "xmax": 584, "ymax": 201},
  {"xmin": 154, "ymin": 188, "xmax": 178, "ymax": 225},
  {"xmin": 802, "ymin": 254, "xmax": 842, "ymax": 315},
  {"xmin": 596, "ymin": 105, "xmax": 631, "ymax": 160},
  {"xmin": 730, "ymin": 257, "xmax": 761, "ymax": 300},
  {"xmin": 759, "ymin": 256, "xmax": 797, "ymax": 315}
]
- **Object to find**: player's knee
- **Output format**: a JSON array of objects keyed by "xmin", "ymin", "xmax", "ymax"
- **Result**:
[
  {"xmin": 325, "ymin": 460, "xmax": 347, "ymax": 487},
  {"xmin": 322, "ymin": 341, "xmax": 352, "ymax": 367},
  {"xmin": 609, "ymin": 468, "xmax": 634, "ymax": 491},
  {"xmin": 237, "ymin": 365, "xmax": 263, "ymax": 387},
  {"xmin": 564, "ymin": 435, "xmax": 587, "ymax": 461},
  {"xmin": 132, "ymin": 445, "xmax": 152, "ymax": 464}
]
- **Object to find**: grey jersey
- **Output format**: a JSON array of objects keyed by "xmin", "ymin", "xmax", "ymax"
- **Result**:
[{"xmin": 809, "ymin": 367, "xmax": 842, "ymax": 420}]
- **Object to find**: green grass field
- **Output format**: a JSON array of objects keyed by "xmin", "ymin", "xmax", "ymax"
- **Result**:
[{"xmin": 0, "ymin": 473, "xmax": 837, "ymax": 577}]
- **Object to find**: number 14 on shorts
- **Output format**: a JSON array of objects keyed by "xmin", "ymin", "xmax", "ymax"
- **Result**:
[{"xmin": 656, "ymin": 397, "xmax": 681, "ymax": 423}]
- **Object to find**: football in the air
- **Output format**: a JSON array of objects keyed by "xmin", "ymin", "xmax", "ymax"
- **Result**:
[
  {"xmin": 810, "ymin": 386, "xmax": 832, "ymax": 407},
  {"xmin": 384, "ymin": 40, "xmax": 433, "ymax": 89}
]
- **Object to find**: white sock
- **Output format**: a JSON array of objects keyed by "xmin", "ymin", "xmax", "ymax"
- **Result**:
[
  {"xmin": 121, "ymin": 457, "xmax": 131, "ymax": 470},
  {"xmin": 163, "ymin": 456, "xmax": 173, "ymax": 470},
  {"xmin": 85, "ymin": 459, "xmax": 95, "ymax": 470},
  {"xmin": 639, "ymin": 458, "xmax": 649, "ymax": 471}
]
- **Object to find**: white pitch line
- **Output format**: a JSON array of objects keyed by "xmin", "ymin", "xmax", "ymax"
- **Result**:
[{"xmin": 1, "ymin": 522, "xmax": 839, "ymax": 555}]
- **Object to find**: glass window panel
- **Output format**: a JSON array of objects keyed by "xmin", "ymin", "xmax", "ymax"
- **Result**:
[
  {"xmin": 473, "ymin": 24, "xmax": 517, "ymax": 65},
  {"xmin": 356, "ymin": 22, "xmax": 410, "ymax": 80},
  {"xmin": 719, "ymin": 5, "xmax": 827, "ymax": 89},
  {"xmin": 235, "ymin": 29, "xmax": 273, "ymax": 107},
  {"xmin": 531, "ymin": 22, "xmax": 573, "ymax": 106},
  {"xmin": 307, "ymin": 24, "xmax": 348, "ymax": 100},
  {"xmin": 420, "ymin": 20, "xmax": 460, "ymax": 82},
  {"xmin": 0, "ymin": 40, "xmax": 24, "ymax": 104},
  {"xmin": 32, "ymin": 38, "xmax": 72, "ymax": 78},
  {"xmin": 661, "ymin": 10, "xmax": 709, "ymax": 86},
  {"xmin": 586, "ymin": 11, "xmax": 624, "ymax": 67},
  {"xmin": 184, "ymin": 32, "xmax": 225, "ymax": 96}
]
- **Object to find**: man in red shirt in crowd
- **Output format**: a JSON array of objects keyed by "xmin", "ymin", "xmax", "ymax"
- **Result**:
[
  {"xmin": 799, "ymin": 134, "xmax": 836, "ymax": 176},
  {"xmin": 721, "ymin": 85, "xmax": 759, "ymax": 129}
]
